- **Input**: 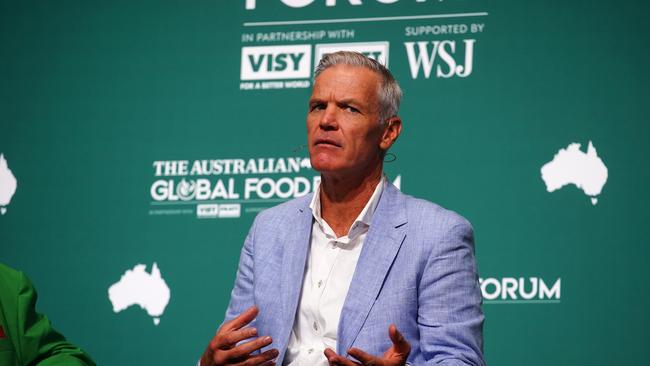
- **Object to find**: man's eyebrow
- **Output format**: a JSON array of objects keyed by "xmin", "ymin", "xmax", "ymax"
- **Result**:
[
  {"xmin": 336, "ymin": 98, "xmax": 363, "ymax": 106},
  {"xmin": 309, "ymin": 97, "xmax": 325, "ymax": 104},
  {"xmin": 308, "ymin": 97, "xmax": 366, "ymax": 109}
]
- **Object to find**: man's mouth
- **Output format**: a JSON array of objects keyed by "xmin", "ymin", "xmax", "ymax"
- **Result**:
[{"xmin": 314, "ymin": 138, "xmax": 342, "ymax": 148}]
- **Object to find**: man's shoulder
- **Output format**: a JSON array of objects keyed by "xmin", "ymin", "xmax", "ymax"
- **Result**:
[
  {"xmin": 391, "ymin": 187, "xmax": 472, "ymax": 232},
  {"xmin": 388, "ymin": 189, "xmax": 475, "ymax": 259}
]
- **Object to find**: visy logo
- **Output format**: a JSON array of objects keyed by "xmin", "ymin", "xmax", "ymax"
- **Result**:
[
  {"xmin": 241, "ymin": 45, "xmax": 312, "ymax": 81},
  {"xmin": 314, "ymin": 42, "xmax": 390, "ymax": 67}
]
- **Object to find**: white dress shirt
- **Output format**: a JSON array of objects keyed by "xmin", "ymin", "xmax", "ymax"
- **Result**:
[{"xmin": 283, "ymin": 176, "xmax": 386, "ymax": 366}]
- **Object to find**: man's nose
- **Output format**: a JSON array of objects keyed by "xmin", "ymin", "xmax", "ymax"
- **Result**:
[{"xmin": 319, "ymin": 104, "xmax": 338, "ymax": 130}]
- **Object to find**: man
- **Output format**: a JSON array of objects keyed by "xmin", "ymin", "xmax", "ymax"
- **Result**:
[
  {"xmin": 0, "ymin": 263, "xmax": 96, "ymax": 366},
  {"xmin": 201, "ymin": 52, "xmax": 484, "ymax": 366}
]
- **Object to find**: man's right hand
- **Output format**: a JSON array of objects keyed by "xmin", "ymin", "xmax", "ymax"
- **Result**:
[{"xmin": 200, "ymin": 306, "xmax": 279, "ymax": 366}]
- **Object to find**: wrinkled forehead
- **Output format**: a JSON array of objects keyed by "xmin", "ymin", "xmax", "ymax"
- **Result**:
[{"xmin": 311, "ymin": 65, "xmax": 382, "ymax": 104}]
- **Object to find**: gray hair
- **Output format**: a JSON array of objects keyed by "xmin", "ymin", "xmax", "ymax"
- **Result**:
[{"xmin": 314, "ymin": 51, "xmax": 402, "ymax": 124}]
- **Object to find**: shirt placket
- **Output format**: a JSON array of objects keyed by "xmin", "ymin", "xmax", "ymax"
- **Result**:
[{"xmin": 306, "ymin": 223, "xmax": 340, "ymax": 354}]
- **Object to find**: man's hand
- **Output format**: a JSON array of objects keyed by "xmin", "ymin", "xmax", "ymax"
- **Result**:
[
  {"xmin": 201, "ymin": 306, "xmax": 279, "ymax": 366},
  {"xmin": 324, "ymin": 324, "xmax": 411, "ymax": 366}
]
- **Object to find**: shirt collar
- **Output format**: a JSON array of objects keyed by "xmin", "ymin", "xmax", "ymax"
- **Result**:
[{"xmin": 309, "ymin": 175, "xmax": 386, "ymax": 240}]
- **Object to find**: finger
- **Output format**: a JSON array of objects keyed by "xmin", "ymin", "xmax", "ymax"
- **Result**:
[
  {"xmin": 347, "ymin": 347, "xmax": 378, "ymax": 364},
  {"xmin": 200, "ymin": 347, "xmax": 214, "ymax": 366},
  {"xmin": 233, "ymin": 348, "xmax": 279, "ymax": 366},
  {"xmin": 223, "ymin": 306, "xmax": 259, "ymax": 332},
  {"xmin": 225, "ymin": 336, "xmax": 274, "ymax": 360},
  {"xmin": 324, "ymin": 348, "xmax": 338, "ymax": 361},
  {"xmin": 324, "ymin": 348, "xmax": 359, "ymax": 366},
  {"xmin": 388, "ymin": 324, "xmax": 411, "ymax": 355},
  {"xmin": 212, "ymin": 327, "xmax": 258, "ymax": 350},
  {"xmin": 257, "ymin": 361, "xmax": 276, "ymax": 366}
]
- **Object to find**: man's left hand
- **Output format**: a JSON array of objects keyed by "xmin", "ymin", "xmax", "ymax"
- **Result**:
[{"xmin": 324, "ymin": 324, "xmax": 411, "ymax": 366}]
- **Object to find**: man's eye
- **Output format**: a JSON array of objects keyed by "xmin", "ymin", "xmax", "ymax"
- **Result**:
[
  {"xmin": 345, "ymin": 106, "xmax": 360, "ymax": 113},
  {"xmin": 310, "ymin": 104, "xmax": 325, "ymax": 111}
]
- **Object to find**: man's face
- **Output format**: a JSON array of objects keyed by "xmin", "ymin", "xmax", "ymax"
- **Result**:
[{"xmin": 307, "ymin": 65, "xmax": 385, "ymax": 176}]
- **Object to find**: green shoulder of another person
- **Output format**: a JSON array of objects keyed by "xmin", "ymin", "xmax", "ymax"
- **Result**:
[{"xmin": 0, "ymin": 263, "xmax": 96, "ymax": 366}]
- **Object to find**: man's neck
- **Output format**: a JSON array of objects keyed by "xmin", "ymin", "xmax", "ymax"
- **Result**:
[{"xmin": 319, "ymin": 165, "xmax": 383, "ymax": 237}]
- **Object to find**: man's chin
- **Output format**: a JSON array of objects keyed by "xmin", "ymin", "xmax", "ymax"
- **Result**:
[
  {"xmin": 311, "ymin": 159, "xmax": 343, "ymax": 174},
  {"xmin": 309, "ymin": 154, "xmax": 342, "ymax": 172},
  {"xmin": 310, "ymin": 163, "xmax": 339, "ymax": 173}
]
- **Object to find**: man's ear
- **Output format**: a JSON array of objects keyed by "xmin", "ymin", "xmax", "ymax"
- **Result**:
[{"xmin": 379, "ymin": 116, "xmax": 402, "ymax": 151}]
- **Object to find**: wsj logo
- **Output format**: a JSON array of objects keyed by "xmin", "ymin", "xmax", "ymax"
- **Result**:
[
  {"xmin": 315, "ymin": 42, "xmax": 389, "ymax": 67},
  {"xmin": 404, "ymin": 40, "xmax": 476, "ymax": 79},
  {"xmin": 241, "ymin": 45, "xmax": 312, "ymax": 81}
]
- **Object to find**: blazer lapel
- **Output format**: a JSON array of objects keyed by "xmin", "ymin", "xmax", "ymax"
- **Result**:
[
  {"xmin": 337, "ymin": 183, "xmax": 408, "ymax": 354},
  {"xmin": 278, "ymin": 198, "xmax": 313, "ymax": 355}
]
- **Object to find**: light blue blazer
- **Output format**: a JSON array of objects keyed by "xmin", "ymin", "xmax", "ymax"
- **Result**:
[{"xmin": 223, "ymin": 183, "xmax": 485, "ymax": 365}]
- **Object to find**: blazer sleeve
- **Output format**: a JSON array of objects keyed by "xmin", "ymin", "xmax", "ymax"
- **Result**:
[
  {"xmin": 11, "ymin": 270, "xmax": 96, "ymax": 366},
  {"xmin": 417, "ymin": 219, "xmax": 485, "ymax": 366},
  {"xmin": 222, "ymin": 215, "xmax": 258, "ymax": 327}
]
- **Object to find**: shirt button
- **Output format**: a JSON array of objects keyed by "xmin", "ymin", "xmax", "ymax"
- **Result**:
[
  {"xmin": 313, "ymin": 321, "xmax": 318, "ymax": 331},
  {"xmin": 308, "ymin": 348, "xmax": 314, "ymax": 354},
  {"xmin": 317, "ymin": 280, "xmax": 323, "ymax": 288}
]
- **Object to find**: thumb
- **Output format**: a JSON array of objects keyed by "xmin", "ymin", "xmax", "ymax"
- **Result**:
[{"xmin": 388, "ymin": 324, "xmax": 411, "ymax": 355}]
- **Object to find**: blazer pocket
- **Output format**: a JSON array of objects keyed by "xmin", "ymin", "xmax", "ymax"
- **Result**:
[
  {"xmin": 368, "ymin": 286, "xmax": 418, "ymax": 325},
  {"xmin": 375, "ymin": 286, "xmax": 417, "ymax": 305}
]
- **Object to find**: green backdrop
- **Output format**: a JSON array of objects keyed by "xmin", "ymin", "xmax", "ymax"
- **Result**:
[{"xmin": 1, "ymin": 1, "xmax": 649, "ymax": 365}]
